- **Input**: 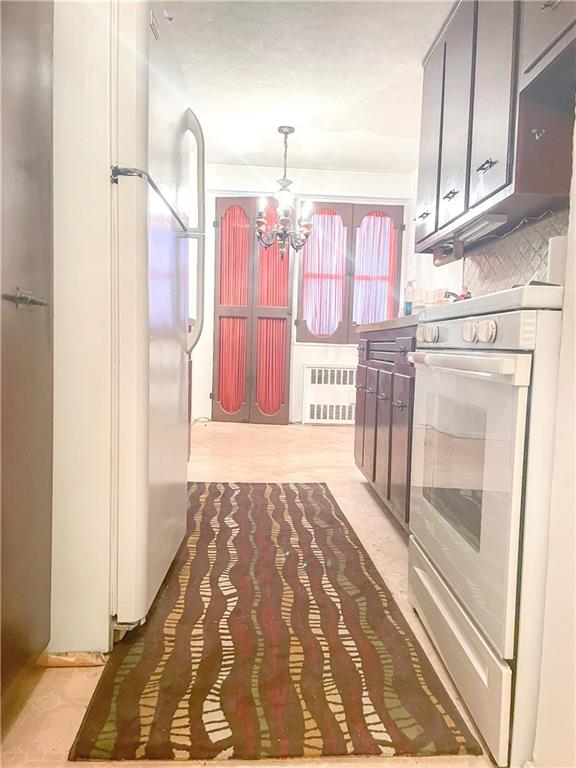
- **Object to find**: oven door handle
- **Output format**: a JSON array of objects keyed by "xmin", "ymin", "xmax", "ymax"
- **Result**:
[{"xmin": 408, "ymin": 351, "xmax": 531, "ymax": 385}]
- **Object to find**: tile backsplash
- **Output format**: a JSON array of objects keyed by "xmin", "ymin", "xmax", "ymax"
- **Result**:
[{"xmin": 463, "ymin": 209, "xmax": 570, "ymax": 297}]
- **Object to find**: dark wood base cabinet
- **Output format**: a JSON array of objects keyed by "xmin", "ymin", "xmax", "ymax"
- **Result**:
[{"xmin": 354, "ymin": 320, "xmax": 417, "ymax": 531}]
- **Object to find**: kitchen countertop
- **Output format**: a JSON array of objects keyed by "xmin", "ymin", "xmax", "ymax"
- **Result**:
[{"xmin": 355, "ymin": 314, "xmax": 419, "ymax": 333}]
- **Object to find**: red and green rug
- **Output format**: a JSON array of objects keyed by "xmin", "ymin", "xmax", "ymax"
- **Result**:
[{"xmin": 70, "ymin": 482, "xmax": 480, "ymax": 761}]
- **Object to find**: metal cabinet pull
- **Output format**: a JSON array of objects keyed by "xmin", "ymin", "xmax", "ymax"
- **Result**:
[
  {"xmin": 377, "ymin": 393, "xmax": 389, "ymax": 401},
  {"xmin": 541, "ymin": 0, "xmax": 561, "ymax": 10},
  {"xmin": 392, "ymin": 399, "xmax": 407, "ymax": 410},
  {"xmin": 354, "ymin": 383, "xmax": 366, "ymax": 390},
  {"xmin": 366, "ymin": 387, "xmax": 375, "ymax": 395},
  {"xmin": 2, "ymin": 287, "xmax": 48, "ymax": 308},
  {"xmin": 358, "ymin": 344, "xmax": 366, "ymax": 352},
  {"xmin": 442, "ymin": 189, "xmax": 459, "ymax": 200},
  {"xmin": 476, "ymin": 158, "xmax": 497, "ymax": 173},
  {"xmin": 416, "ymin": 210, "xmax": 431, "ymax": 220}
]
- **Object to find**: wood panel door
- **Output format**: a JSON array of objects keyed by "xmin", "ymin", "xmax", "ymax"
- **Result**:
[
  {"xmin": 250, "ymin": 199, "xmax": 293, "ymax": 424},
  {"xmin": 212, "ymin": 197, "xmax": 292, "ymax": 424},
  {"xmin": 437, "ymin": 0, "xmax": 475, "ymax": 229},
  {"xmin": 469, "ymin": 1, "xmax": 518, "ymax": 208},
  {"xmin": 389, "ymin": 373, "xmax": 414, "ymax": 526},
  {"xmin": 212, "ymin": 198, "xmax": 255, "ymax": 422},
  {"xmin": 354, "ymin": 364, "xmax": 367, "ymax": 469},
  {"xmin": 415, "ymin": 41, "xmax": 445, "ymax": 242},
  {"xmin": 1, "ymin": 0, "xmax": 54, "ymax": 702},
  {"xmin": 374, "ymin": 369, "xmax": 393, "ymax": 500}
]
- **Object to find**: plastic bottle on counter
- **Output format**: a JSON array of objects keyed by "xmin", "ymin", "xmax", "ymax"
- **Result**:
[{"xmin": 403, "ymin": 280, "xmax": 415, "ymax": 316}]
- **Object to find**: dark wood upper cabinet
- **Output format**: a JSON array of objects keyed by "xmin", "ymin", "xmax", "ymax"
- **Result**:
[
  {"xmin": 437, "ymin": 0, "xmax": 475, "ymax": 229},
  {"xmin": 519, "ymin": 0, "xmax": 576, "ymax": 87},
  {"xmin": 415, "ymin": 41, "xmax": 445, "ymax": 243},
  {"xmin": 469, "ymin": 1, "xmax": 518, "ymax": 208},
  {"xmin": 414, "ymin": 0, "xmax": 575, "ymax": 257}
]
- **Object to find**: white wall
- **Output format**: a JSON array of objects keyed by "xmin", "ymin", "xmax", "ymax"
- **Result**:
[
  {"xmin": 192, "ymin": 163, "xmax": 462, "ymax": 423},
  {"xmin": 50, "ymin": 0, "xmax": 113, "ymax": 652},
  {"xmin": 533, "ymin": 118, "xmax": 576, "ymax": 768}
]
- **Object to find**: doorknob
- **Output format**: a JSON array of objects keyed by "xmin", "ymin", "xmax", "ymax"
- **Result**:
[{"xmin": 2, "ymin": 287, "xmax": 48, "ymax": 308}]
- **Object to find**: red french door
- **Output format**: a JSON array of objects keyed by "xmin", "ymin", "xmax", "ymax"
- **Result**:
[{"xmin": 212, "ymin": 197, "xmax": 292, "ymax": 424}]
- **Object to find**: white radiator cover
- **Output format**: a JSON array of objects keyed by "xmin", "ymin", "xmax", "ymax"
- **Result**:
[{"xmin": 302, "ymin": 365, "xmax": 356, "ymax": 424}]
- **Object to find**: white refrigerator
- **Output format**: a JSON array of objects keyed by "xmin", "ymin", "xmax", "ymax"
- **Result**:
[
  {"xmin": 111, "ymin": 3, "xmax": 206, "ymax": 628},
  {"xmin": 49, "ymin": 1, "xmax": 205, "ymax": 653}
]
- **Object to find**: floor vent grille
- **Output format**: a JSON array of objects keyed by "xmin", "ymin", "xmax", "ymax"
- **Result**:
[{"xmin": 302, "ymin": 365, "xmax": 356, "ymax": 424}]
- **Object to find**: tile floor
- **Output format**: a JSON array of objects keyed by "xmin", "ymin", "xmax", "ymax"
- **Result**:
[{"xmin": 1, "ymin": 422, "xmax": 492, "ymax": 768}]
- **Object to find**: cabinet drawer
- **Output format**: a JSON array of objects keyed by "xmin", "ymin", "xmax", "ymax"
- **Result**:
[{"xmin": 409, "ymin": 539, "xmax": 512, "ymax": 767}]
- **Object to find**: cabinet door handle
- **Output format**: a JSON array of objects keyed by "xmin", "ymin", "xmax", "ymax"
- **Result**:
[
  {"xmin": 442, "ymin": 189, "xmax": 459, "ymax": 200},
  {"xmin": 358, "ymin": 344, "xmax": 366, "ymax": 352},
  {"xmin": 377, "ymin": 393, "xmax": 389, "ymax": 401},
  {"xmin": 366, "ymin": 387, "xmax": 375, "ymax": 395},
  {"xmin": 416, "ymin": 210, "xmax": 431, "ymax": 220},
  {"xmin": 476, "ymin": 158, "xmax": 497, "ymax": 173},
  {"xmin": 392, "ymin": 399, "xmax": 407, "ymax": 410},
  {"xmin": 355, "ymin": 383, "xmax": 366, "ymax": 390},
  {"xmin": 541, "ymin": 0, "xmax": 561, "ymax": 10}
]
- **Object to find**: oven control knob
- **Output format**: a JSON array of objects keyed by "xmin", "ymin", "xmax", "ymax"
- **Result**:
[
  {"xmin": 416, "ymin": 325, "xmax": 426, "ymax": 344},
  {"xmin": 426, "ymin": 325, "xmax": 440, "ymax": 343},
  {"xmin": 478, "ymin": 319, "xmax": 498, "ymax": 344},
  {"xmin": 462, "ymin": 321, "xmax": 478, "ymax": 343}
]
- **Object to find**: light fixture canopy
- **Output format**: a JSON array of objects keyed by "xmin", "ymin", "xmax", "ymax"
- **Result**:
[{"xmin": 255, "ymin": 126, "xmax": 313, "ymax": 259}]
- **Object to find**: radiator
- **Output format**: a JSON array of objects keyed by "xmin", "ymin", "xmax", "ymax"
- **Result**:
[{"xmin": 302, "ymin": 365, "xmax": 356, "ymax": 424}]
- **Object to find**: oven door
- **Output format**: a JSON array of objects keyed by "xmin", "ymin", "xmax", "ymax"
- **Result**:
[{"xmin": 409, "ymin": 350, "xmax": 532, "ymax": 659}]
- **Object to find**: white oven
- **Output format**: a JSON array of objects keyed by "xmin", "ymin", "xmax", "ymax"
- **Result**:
[
  {"xmin": 410, "ymin": 349, "xmax": 532, "ymax": 659},
  {"xmin": 407, "ymin": 289, "xmax": 563, "ymax": 768}
]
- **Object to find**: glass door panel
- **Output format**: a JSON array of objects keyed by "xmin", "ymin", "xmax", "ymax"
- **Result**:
[{"xmin": 410, "ymin": 353, "xmax": 530, "ymax": 657}]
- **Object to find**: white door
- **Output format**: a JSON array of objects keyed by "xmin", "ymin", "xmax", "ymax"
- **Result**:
[{"xmin": 410, "ymin": 350, "xmax": 531, "ymax": 658}]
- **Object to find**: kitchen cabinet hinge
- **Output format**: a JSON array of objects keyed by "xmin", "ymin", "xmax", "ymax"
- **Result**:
[
  {"xmin": 209, "ymin": 392, "xmax": 215, "ymax": 400},
  {"xmin": 213, "ymin": 220, "xmax": 219, "ymax": 229},
  {"xmin": 294, "ymin": 318, "xmax": 300, "ymax": 326},
  {"xmin": 395, "ymin": 223, "xmax": 406, "ymax": 232}
]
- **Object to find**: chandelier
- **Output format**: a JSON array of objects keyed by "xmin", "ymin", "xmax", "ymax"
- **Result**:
[{"xmin": 255, "ymin": 126, "xmax": 313, "ymax": 259}]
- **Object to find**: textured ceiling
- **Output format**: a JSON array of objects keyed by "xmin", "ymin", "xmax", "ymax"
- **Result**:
[{"xmin": 166, "ymin": 1, "xmax": 452, "ymax": 173}]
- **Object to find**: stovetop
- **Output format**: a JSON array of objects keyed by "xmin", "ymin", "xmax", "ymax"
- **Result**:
[{"xmin": 419, "ymin": 285, "xmax": 564, "ymax": 323}]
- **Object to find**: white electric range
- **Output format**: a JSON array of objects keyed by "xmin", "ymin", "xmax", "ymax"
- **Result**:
[{"xmin": 408, "ymin": 286, "xmax": 563, "ymax": 767}]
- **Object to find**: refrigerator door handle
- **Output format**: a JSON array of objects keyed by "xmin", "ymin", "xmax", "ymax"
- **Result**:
[
  {"xmin": 183, "ymin": 107, "xmax": 205, "ymax": 238},
  {"xmin": 111, "ymin": 165, "xmax": 188, "ymax": 231},
  {"xmin": 179, "ymin": 231, "xmax": 205, "ymax": 354}
]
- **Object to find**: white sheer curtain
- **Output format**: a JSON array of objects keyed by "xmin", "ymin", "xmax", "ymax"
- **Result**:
[
  {"xmin": 302, "ymin": 210, "xmax": 347, "ymax": 337},
  {"xmin": 352, "ymin": 212, "xmax": 396, "ymax": 325}
]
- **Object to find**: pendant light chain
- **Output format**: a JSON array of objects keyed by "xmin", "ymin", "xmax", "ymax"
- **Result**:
[
  {"xmin": 283, "ymin": 131, "xmax": 288, "ymax": 185},
  {"xmin": 255, "ymin": 126, "xmax": 313, "ymax": 259}
]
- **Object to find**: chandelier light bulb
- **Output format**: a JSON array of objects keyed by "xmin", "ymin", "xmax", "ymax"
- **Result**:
[
  {"xmin": 258, "ymin": 197, "xmax": 268, "ymax": 214},
  {"xmin": 300, "ymin": 200, "xmax": 313, "ymax": 221},
  {"xmin": 275, "ymin": 189, "xmax": 294, "ymax": 212}
]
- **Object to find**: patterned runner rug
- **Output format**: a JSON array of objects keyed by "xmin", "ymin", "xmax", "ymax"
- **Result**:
[{"xmin": 70, "ymin": 482, "xmax": 481, "ymax": 761}]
